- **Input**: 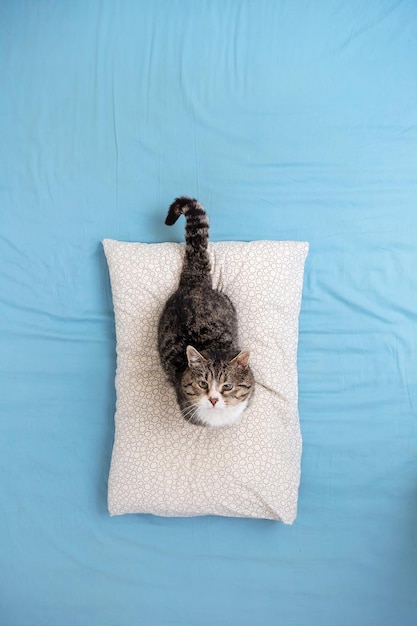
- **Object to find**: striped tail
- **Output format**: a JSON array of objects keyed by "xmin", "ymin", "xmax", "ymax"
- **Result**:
[{"xmin": 165, "ymin": 196, "xmax": 211, "ymax": 287}]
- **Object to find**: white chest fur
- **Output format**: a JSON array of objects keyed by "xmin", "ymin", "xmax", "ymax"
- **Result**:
[{"xmin": 196, "ymin": 399, "xmax": 248, "ymax": 428}]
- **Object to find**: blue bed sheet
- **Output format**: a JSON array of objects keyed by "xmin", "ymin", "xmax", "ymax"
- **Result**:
[{"xmin": 1, "ymin": 1, "xmax": 417, "ymax": 625}]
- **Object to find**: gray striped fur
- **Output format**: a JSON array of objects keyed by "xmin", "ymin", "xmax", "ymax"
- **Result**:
[{"xmin": 157, "ymin": 197, "xmax": 254, "ymax": 427}]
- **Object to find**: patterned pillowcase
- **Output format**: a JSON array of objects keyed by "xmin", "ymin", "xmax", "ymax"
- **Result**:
[{"xmin": 103, "ymin": 239, "xmax": 308, "ymax": 523}]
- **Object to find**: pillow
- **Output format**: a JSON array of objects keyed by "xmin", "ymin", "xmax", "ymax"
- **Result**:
[{"xmin": 103, "ymin": 239, "xmax": 309, "ymax": 523}]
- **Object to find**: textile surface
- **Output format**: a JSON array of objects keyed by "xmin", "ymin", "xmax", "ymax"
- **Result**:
[{"xmin": 104, "ymin": 239, "xmax": 308, "ymax": 522}]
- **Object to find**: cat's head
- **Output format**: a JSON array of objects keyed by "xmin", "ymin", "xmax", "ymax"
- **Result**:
[{"xmin": 179, "ymin": 345, "xmax": 255, "ymax": 428}]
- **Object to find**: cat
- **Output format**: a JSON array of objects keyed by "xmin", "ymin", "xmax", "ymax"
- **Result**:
[{"xmin": 157, "ymin": 196, "xmax": 254, "ymax": 428}]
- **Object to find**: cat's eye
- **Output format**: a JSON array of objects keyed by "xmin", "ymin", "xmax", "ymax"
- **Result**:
[
  {"xmin": 199, "ymin": 380, "xmax": 208, "ymax": 389},
  {"xmin": 222, "ymin": 383, "xmax": 233, "ymax": 392}
]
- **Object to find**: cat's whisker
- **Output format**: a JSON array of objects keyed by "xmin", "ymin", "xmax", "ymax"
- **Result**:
[
  {"xmin": 181, "ymin": 402, "xmax": 199, "ymax": 414},
  {"xmin": 181, "ymin": 404, "xmax": 200, "ymax": 422},
  {"xmin": 181, "ymin": 406, "xmax": 196, "ymax": 419}
]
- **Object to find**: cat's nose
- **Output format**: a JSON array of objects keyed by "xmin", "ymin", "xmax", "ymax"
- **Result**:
[{"xmin": 209, "ymin": 397, "xmax": 218, "ymax": 406}]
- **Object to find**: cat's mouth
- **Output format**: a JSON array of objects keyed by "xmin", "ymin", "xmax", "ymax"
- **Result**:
[
  {"xmin": 180, "ymin": 394, "xmax": 249, "ymax": 428},
  {"xmin": 205, "ymin": 400, "xmax": 224, "ymax": 410},
  {"xmin": 195, "ymin": 401, "xmax": 248, "ymax": 428}
]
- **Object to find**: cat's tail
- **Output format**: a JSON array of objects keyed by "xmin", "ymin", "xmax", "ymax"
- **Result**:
[{"xmin": 165, "ymin": 196, "xmax": 211, "ymax": 287}]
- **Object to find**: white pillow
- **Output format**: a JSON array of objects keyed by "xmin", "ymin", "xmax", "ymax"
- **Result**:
[{"xmin": 103, "ymin": 239, "xmax": 308, "ymax": 523}]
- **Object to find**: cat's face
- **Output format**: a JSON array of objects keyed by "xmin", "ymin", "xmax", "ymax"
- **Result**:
[{"xmin": 180, "ymin": 346, "xmax": 254, "ymax": 428}]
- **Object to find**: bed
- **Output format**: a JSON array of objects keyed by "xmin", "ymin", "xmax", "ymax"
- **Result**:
[{"xmin": 1, "ymin": 1, "xmax": 416, "ymax": 624}]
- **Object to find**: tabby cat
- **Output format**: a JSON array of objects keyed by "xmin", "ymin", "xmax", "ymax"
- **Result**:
[{"xmin": 157, "ymin": 197, "xmax": 254, "ymax": 428}]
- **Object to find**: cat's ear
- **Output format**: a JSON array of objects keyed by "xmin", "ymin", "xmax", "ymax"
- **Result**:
[
  {"xmin": 186, "ymin": 345, "xmax": 207, "ymax": 367},
  {"xmin": 230, "ymin": 349, "xmax": 250, "ymax": 369}
]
